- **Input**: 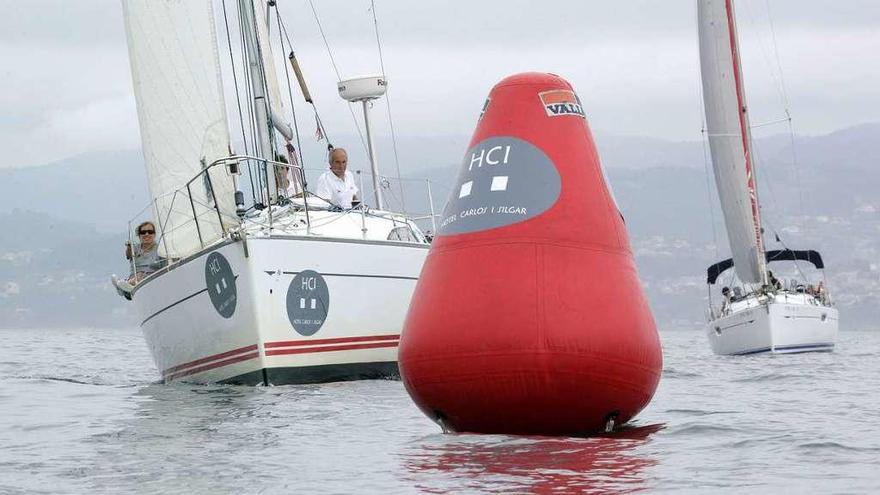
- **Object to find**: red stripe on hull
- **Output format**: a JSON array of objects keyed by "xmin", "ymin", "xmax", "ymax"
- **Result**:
[
  {"xmin": 265, "ymin": 334, "xmax": 399, "ymax": 348},
  {"xmin": 265, "ymin": 341, "xmax": 399, "ymax": 356},
  {"xmin": 164, "ymin": 351, "xmax": 260, "ymax": 381},
  {"xmin": 163, "ymin": 344, "xmax": 259, "ymax": 374}
]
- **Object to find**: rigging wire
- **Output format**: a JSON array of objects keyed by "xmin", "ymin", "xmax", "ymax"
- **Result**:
[
  {"xmin": 238, "ymin": 0, "xmax": 263, "ymax": 198},
  {"xmin": 306, "ymin": 0, "xmax": 368, "ymax": 154},
  {"xmin": 220, "ymin": 0, "xmax": 251, "ymax": 157},
  {"xmin": 306, "ymin": 0, "xmax": 342, "ymax": 81},
  {"xmin": 739, "ymin": 0, "xmax": 787, "ymax": 112},
  {"xmin": 747, "ymin": 0, "xmax": 810, "ymax": 280},
  {"xmin": 221, "ymin": 0, "xmax": 257, "ymax": 203},
  {"xmin": 370, "ymin": 0, "xmax": 407, "ymax": 214},
  {"xmin": 764, "ymin": 0, "xmax": 808, "ymax": 234},
  {"xmin": 748, "ymin": 140, "xmax": 785, "ymax": 242},
  {"xmin": 725, "ymin": 1, "xmax": 771, "ymax": 274},
  {"xmin": 763, "ymin": 0, "xmax": 794, "ymax": 113},
  {"xmin": 741, "ymin": 1, "xmax": 808, "ymax": 238},
  {"xmin": 749, "ymin": 117, "xmax": 792, "ymax": 129},
  {"xmin": 785, "ymin": 115, "xmax": 806, "ymax": 227},
  {"xmin": 700, "ymin": 128, "xmax": 720, "ymax": 262},
  {"xmin": 277, "ymin": 14, "xmax": 333, "ymax": 147},
  {"xmin": 764, "ymin": 0, "xmax": 790, "ymax": 108},
  {"xmin": 272, "ymin": 4, "xmax": 307, "ymax": 185},
  {"xmin": 694, "ymin": 1, "xmax": 720, "ymax": 263},
  {"xmin": 761, "ymin": 216, "xmax": 812, "ymax": 284},
  {"xmin": 250, "ymin": 1, "xmax": 280, "ymax": 161},
  {"xmin": 711, "ymin": 0, "xmax": 813, "ymax": 286}
]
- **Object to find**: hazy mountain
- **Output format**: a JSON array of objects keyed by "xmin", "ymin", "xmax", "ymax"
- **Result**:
[
  {"xmin": 0, "ymin": 210, "xmax": 132, "ymax": 328},
  {"xmin": 1, "ymin": 124, "xmax": 877, "ymax": 330},
  {"xmin": 4, "ymin": 124, "xmax": 875, "ymax": 230},
  {"xmin": 0, "ymin": 150, "xmax": 148, "ymax": 233}
]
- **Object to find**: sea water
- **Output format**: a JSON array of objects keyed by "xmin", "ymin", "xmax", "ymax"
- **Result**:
[{"xmin": 1, "ymin": 328, "xmax": 878, "ymax": 494}]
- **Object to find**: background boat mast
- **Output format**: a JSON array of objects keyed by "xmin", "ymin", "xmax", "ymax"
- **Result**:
[
  {"xmin": 725, "ymin": 0, "xmax": 768, "ymax": 285},
  {"xmin": 698, "ymin": 0, "xmax": 769, "ymax": 287}
]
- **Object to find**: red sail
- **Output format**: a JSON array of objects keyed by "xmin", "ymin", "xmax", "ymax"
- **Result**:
[{"xmin": 399, "ymin": 73, "xmax": 662, "ymax": 436}]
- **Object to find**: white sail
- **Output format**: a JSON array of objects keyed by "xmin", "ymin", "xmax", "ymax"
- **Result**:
[
  {"xmin": 253, "ymin": 0, "xmax": 292, "ymax": 140},
  {"xmin": 697, "ymin": 0, "xmax": 767, "ymax": 285},
  {"xmin": 122, "ymin": 0, "xmax": 238, "ymax": 259}
]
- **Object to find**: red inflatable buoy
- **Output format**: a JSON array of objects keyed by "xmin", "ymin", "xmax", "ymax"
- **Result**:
[{"xmin": 399, "ymin": 72, "xmax": 662, "ymax": 436}]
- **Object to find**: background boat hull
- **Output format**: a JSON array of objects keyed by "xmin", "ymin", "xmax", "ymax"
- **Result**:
[{"xmin": 707, "ymin": 300, "xmax": 838, "ymax": 355}]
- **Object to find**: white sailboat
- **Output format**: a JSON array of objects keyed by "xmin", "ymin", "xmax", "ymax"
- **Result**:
[
  {"xmin": 697, "ymin": 0, "xmax": 838, "ymax": 355},
  {"xmin": 117, "ymin": 1, "xmax": 432, "ymax": 383}
]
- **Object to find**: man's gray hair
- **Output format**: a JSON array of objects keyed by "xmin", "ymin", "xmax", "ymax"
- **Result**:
[{"xmin": 329, "ymin": 147, "xmax": 347, "ymax": 163}]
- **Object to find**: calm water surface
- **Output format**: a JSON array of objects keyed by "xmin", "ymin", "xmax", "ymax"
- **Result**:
[{"xmin": 1, "ymin": 328, "xmax": 878, "ymax": 494}]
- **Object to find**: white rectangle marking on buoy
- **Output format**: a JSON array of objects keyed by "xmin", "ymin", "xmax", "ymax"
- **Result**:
[
  {"xmin": 300, "ymin": 297, "xmax": 306, "ymax": 309},
  {"xmin": 459, "ymin": 181, "xmax": 473, "ymax": 198},
  {"xmin": 490, "ymin": 176, "xmax": 509, "ymax": 191}
]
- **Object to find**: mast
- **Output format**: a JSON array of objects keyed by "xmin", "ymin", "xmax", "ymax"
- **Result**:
[
  {"xmin": 698, "ymin": 0, "xmax": 768, "ymax": 286},
  {"xmin": 361, "ymin": 99, "xmax": 385, "ymax": 209},
  {"xmin": 239, "ymin": 0, "xmax": 278, "ymax": 205},
  {"xmin": 724, "ymin": 0, "xmax": 767, "ymax": 285},
  {"xmin": 338, "ymin": 75, "xmax": 388, "ymax": 210}
]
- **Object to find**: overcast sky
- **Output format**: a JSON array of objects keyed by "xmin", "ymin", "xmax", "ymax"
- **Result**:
[{"xmin": 1, "ymin": 0, "xmax": 878, "ymax": 169}]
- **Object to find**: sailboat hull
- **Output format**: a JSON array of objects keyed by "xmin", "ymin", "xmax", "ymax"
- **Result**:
[
  {"xmin": 131, "ymin": 236, "xmax": 427, "ymax": 384},
  {"xmin": 706, "ymin": 297, "xmax": 838, "ymax": 355}
]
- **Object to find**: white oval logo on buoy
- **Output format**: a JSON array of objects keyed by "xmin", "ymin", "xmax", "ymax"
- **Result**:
[{"xmin": 438, "ymin": 136, "xmax": 561, "ymax": 236}]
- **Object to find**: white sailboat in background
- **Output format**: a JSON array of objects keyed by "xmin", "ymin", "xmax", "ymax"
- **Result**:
[
  {"xmin": 697, "ymin": 0, "xmax": 838, "ymax": 355},
  {"xmin": 118, "ymin": 0, "xmax": 433, "ymax": 383}
]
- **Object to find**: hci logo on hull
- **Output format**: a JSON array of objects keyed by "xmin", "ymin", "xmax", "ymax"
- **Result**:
[
  {"xmin": 205, "ymin": 252, "xmax": 237, "ymax": 318},
  {"xmin": 286, "ymin": 270, "xmax": 330, "ymax": 336}
]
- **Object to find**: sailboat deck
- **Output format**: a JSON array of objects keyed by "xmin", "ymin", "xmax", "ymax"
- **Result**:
[
  {"xmin": 239, "ymin": 202, "xmax": 429, "ymax": 244},
  {"xmin": 720, "ymin": 290, "xmax": 831, "ymax": 317}
]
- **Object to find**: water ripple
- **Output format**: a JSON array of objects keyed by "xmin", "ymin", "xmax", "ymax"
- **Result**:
[
  {"xmin": 663, "ymin": 408, "xmax": 739, "ymax": 416},
  {"xmin": 795, "ymin": 441, "xmax": 880, "ymax": 454},
  {"xmin": 731, "ymin": 372, "xmax": 803, "ymax": 383},
  {"xmin": 1, "ymin": 328, "xmax": 879, "ymax": 493},
  {"xmin": 666, "ymin": 423, "xmax": 744, "ymax": 436}
]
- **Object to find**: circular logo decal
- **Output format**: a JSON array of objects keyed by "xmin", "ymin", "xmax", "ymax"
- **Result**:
[
  {"xmin": 205, "ymin": 252, "xmax": 236, "ymax": 318},
  {"xmin": 438, "ymin": 136, "xmax": 561, "ymax": 236},
  {"xmin": 286, "ymin": 270, "xmax": 330, "ymax": 336}
]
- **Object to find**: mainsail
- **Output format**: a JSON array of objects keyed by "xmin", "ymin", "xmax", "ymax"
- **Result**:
[
  {"xmin": 122, "ymin": 0, "xmax": 239, "ymax": 259},
  {"xmin": 697, "ymin": 0, "xmax": 767, "ymax": 285}
]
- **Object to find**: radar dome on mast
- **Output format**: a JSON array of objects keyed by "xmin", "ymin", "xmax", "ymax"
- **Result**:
[{"xmin": 337, "ymin": 74, "xmax": 387, "ymax": 102}]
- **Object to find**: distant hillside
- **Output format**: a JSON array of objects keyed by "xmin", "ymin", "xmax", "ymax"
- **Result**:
[
  {"xmin": 1, "ymin": 124, "xmax": 877, "ymax": 329},
  {"xmin": 2, "ymin": 124, "xmax": 875, "ymax": 231},
  {"xmin": 0, "ymin": 210, "xmax": 134, "ymax": 328},
  {"xmin": 596, "ymin": 122, "xmax": 880, "ymax": 172},
  {"xmin": 0, "ymin": 150, "xmax": 148, "ymax": 233}
]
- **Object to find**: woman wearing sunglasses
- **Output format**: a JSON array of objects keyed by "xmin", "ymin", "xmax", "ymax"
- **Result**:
[{"xmin": 124, "ymin": 221, "xmax": 161, "ymax": 284}]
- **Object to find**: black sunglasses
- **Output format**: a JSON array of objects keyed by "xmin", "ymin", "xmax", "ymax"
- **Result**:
[{"xmin": 139, "ymin": 230, "xmax": 155, "ymax": 235}]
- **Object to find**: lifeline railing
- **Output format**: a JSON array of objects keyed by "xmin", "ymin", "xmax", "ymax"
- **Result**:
[
  {"xmin": 124, "ymin": 155, "xmax": 446, "ymax": 278},
  {"xmin": 706, "ymin": 277, "xmax": 833, "ymax": 320},
  {"xmin": 296, "ymin": 166, "xmax": 447, "ymax": 235},
  {"xmin": 125, "ymin": 154, "xmax": 302, "ymax": 277}
]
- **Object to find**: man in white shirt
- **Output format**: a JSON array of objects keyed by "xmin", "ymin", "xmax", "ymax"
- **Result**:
[{"xmin": 315, "ymin": 148, "xmax": 359, "ymax": 209}]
